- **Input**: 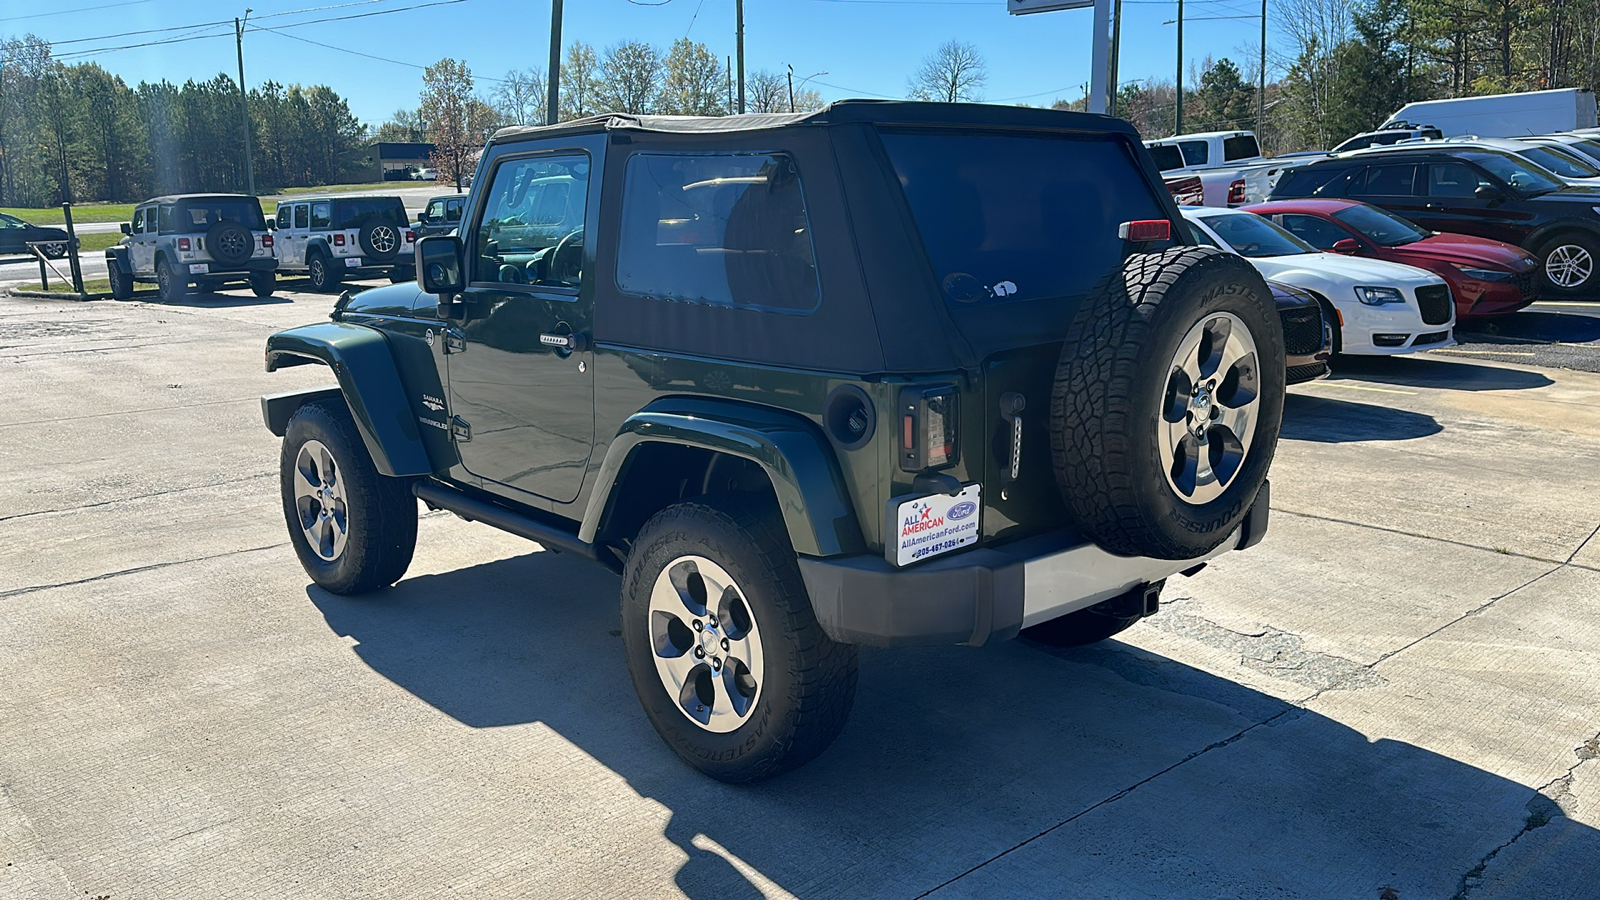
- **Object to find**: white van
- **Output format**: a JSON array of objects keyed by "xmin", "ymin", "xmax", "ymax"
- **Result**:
[{"xmin": 1382, "ymin": 88, "xmax": 1598, "ymax": 138}]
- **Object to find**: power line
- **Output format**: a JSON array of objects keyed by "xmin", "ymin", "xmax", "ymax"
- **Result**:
[
  {"xmin": 249, "ymin": 21, "xmax": 510, "ymax": 83},
  {"xmin": 53, "ymin": 27, "xmax": 234, "ymax": 60},
  {"xmin": 0, "ymin": 0, "xmax": 157, "ymax": 24},
  {"xmin": 49, "ymin": 19, "xmax": 235, "ymax": 47}
]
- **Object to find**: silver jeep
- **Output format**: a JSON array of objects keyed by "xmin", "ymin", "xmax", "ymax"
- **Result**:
[{"xmin": 107, "ymin": 194, "xmax": 277, "ymax": 301}]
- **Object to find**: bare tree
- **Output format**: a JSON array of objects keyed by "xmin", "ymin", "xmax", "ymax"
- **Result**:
[
  {"xmin": 595, "ymin": 41, "xmax": 664, "ymax": 115},
  {"xmin": 419, "ymin": 58, "xmax": 497, "ymax": 191},
  {"xmin": 658, "ymin": 38, "xmax": 724, "ymax": 115},
  {"xmin": 494, "ymin": 68, "xmax": 546, "ymax": 126},
  {"xmin": 559, "ymin": 42, "xmax": 599, "ymax": 121},
  {"xmin": 747, "ymin": 69, "xmax": 787, "ymax": 113},
  {"xmin": 907, "ymin": 40, "xmax": 987, "ymax": 102}
]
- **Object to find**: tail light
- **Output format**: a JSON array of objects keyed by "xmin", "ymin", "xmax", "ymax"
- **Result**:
[
  {"xmin": 261, "ymin": 234, "xmax": 274, "ymax": 248},
  {"xmin": 177, "ymin": 237, "xmax": 191, "ymax": 251},
  {"xmin": 405, "ymin": 231, "xmax": 415, "ymax": 243},
  {"xmin": 334, "ymin": 234, "xmax": 346, "ymax": 246},
  {"xmin": 899, "ymin": 386, "xmax": 959, "ymax": 472},
  {"xmin": 1227, "ymin": 179, "xmax": 1247, "ymax": 205},
  {"xmin": 1118, "ymin": 220, "xmax": 1171, "ymax": 242}
]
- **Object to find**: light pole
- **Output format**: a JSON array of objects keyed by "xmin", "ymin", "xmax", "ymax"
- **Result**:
[
  {"xmin": 735, "ymin": 0, "xmax": 745, "ymax": 114},
  {"xmin": 235, "ymin": 8, "xmax": 255, "ymax": 195},
  {"xmin": 788, "ymin": 67, "xmax": 826, "ymax": 113}
]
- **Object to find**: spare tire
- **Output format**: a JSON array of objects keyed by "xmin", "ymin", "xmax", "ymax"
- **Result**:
[
  {"xmin": 1050, "ymin": 247, "xmax": 1283, "ymax": 560},
  {"xmin": 206, "ymin": 221, "xmax": 253, "ymax": 266},
  {"xmin": 359, "ymin": 219, "xmax": 402, "ymax": 260}
]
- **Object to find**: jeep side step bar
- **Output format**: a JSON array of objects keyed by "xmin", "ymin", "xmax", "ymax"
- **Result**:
[{"xmin": 412, "ymin": 480, "xmax": 619, "ymax": 572}]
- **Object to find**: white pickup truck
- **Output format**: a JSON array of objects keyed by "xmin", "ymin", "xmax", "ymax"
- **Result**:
[{"xmin": 1147, "ymin": 130, "xmax": 1333, "ymax": 208}]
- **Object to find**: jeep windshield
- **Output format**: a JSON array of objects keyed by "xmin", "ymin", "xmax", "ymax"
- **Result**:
[
  {"xmin": 334, "ymin": 198, "xmax": 406, "ymax": 229},
  {"xmin": 880, "ymin": 129, "xmax": 1167, "ymax": 308},
  {"xmin": 176, "ymin": 199, "xmax": 265, "ymax": 231}
]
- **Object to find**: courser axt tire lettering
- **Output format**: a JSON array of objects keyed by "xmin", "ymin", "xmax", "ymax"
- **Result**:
[{"xmin": 1049, "ymin": 246, "xmax": 1285, "ymax": 560}]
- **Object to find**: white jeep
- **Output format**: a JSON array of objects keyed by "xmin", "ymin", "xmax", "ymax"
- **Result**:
[
  {"xmin": 107, "ymin": 194, "xmax": 277, "ymax": 301},
  {"xmin": 271, "ymin": 196, "xmax": 416, "ymax": 292}
]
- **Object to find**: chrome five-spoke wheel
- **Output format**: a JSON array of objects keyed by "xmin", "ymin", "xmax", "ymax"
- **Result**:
[
  {"xmin": 648, "ymin": 555, "xmax": 764, "ymax": 733},
  {"xmin": 1159, "ymin": 311, "xmax": 1261, "ymax": 504},
  {"xmin": 1546, "ymin": 244, "xmax": 1593, "ymax": 289},
  {"xmin": 292, "ymin": 438, "xmax": 349, "ymax": 562}
]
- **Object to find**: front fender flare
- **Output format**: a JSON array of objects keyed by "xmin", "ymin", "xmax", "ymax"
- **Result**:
[
  {"xmin": 580, "ymin": 399, "xmax": 866, "ymax": 558},
  {"xmin": 264, "ymin": 322, "xmax": 432, "ymax": 477}
]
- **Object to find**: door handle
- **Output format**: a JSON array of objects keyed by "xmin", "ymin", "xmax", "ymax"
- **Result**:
[{"xmin": 539, "ymin": 332, "xmax": 589, "ymax": 352}]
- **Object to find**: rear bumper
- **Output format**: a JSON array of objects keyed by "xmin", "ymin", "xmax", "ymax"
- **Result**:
[
  {"xmin": 185, "ymin": 257, "xmax": 277, "ymax": 278},
  {"xmin": 799, "ymin": 482, "xmax": 1270, "ymax": 648}
]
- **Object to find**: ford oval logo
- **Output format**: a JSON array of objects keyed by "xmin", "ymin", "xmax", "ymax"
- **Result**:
[{"xmin": 948, "ymin": 501, "xmax": 977, "ymax": 520}]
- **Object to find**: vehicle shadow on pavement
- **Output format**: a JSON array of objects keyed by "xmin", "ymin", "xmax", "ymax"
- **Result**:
[
  {"xmin": 1333, "ymin": 355, "xmax": 1554, "ymax": 392},
  {"xmin": 1459, "ymin": 311, "xmax": 1600, "ymax": 345},
  {"xmin": 1281, "ymin": 393, "xmax": 1442, "ymax": 443},
  {"xmin": 141, "ymin": 290, "xmax": 293, "ymax": 308},
  {"xmin": 306, "ymin": 551, "xmax": 1600, "ymax": 898}
]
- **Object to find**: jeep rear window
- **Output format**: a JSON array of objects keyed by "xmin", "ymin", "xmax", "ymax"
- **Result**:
[
  {"xmin": 880, "ymin": 130, "xmax": 1165, "ymax": 307},
  {"xmin": 333, "ymin": 198, "xmax": 406, "ymax": 230},
  {"xmin": 176, "ymin": 199, "xmax": 264, "ymax": 231},
  {"xmin": 616, "ymin": 152, "xmax": 820, "ymax": 315}
]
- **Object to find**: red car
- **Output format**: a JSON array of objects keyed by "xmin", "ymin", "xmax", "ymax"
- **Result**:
[{"xmin": 1242, "ymin": 199, "xmax": 1540, "ymax": 318}]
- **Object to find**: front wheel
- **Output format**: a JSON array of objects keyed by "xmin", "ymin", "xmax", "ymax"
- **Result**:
[
  {"xmin": 280, "ymin": 399, "xmax": 417, "ymax": 594},
  {"xmin": 250, "ymin": 272, "xmax": 275, "ymax": 298},
  {"xmin": 40, "ymin": 242, "xmax": 66, "ymax": 259},
  {"xmin": 1537, "ymin": 233, "xmax": 1600, "ymax": 298},
  {"xmin": 109, "ymin": 263, "xmax": 134, "ymax": 300},
  {"xmin": 621, "ymin": 498, "xmax": 858, "ymax": 783}
]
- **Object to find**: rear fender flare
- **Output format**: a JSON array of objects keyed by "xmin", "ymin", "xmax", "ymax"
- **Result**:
[
  {"xmin": 579, "ymin": 399, "xmax": 866, "ymax": 558},
  {"xmin": 263, "ymin": 322, "xmax": 432, "ymax": 477}
]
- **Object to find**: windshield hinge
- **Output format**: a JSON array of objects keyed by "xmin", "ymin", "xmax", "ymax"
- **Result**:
[{"xmin": 451, "ymin": 416, "xmax": 471, "ymax": 442}]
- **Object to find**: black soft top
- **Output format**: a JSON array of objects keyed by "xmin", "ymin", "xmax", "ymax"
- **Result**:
[
  {"xmin": 493, "ymin": 99, "xmax": 1139, "ymax": 144},
  {"xmin": 140, "ymin": 193, "xmax": 261, "ymax": 206}
]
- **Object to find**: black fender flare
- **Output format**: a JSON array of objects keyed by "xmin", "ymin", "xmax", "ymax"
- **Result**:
[
  {"xmin": 105, "ymin": 246, "xmax": 131, "ymax": 275},
  {"xmin": 262, "ymin": 322, "xmax": 433, "ymax": 477},
  {"xmin": 578, "ymin": 398, "xmax": 866, "ymax": 558}
]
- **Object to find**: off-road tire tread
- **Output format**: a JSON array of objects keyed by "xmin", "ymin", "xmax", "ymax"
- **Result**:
[
  {"xmin": 1049, "ymin": 246, "xmax": 1282, "ymax": 559},
  {"xmin": 281, "ymin": 399, "xmax": 417, "ymax": 594},
  {"xmin": 109, "ymin": 262, "xmax": 134, "ymax": 300},
  {"xmin": 622, "ymin": 498, "xmax": 858, "ymax": 783}
]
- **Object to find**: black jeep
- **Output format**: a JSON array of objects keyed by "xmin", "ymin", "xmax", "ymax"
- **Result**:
[{"xmin": 261, "ymin": 102, "xmax": 1284, "ymax": 782}]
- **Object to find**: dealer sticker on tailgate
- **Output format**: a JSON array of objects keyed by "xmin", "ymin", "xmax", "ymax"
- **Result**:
[{"xmin": 893, "ymin": 484, "xmax": 981, "ymax": 566}]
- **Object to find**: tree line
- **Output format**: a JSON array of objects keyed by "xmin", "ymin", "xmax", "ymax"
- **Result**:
[{"xmin": 0, "ymin": 35, "xmax": 365, "ymax": 207}]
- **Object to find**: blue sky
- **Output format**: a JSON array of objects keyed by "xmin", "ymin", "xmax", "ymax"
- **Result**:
[{"xmin": 10, "ymin": 0, "xmax": 1287, "ymax": 127}]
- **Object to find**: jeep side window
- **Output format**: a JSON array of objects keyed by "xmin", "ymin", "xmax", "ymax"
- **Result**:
[
  {"xmin": 131, "ymin": 209, "xmax": 145, "ymax": 233},
  {"xmin": 425, "ymin": 200, "xmax": 446, "ymax": 221},
  {"xmin": 157, "ymin": 206, "xmax": 173, "ymax": 234},
  {"xmin": 276, "ymin": 204, "xmax": 291, "ymax": 229},
  {"xmin": 473, "ymin": 152, "xmax": 590, "ymax": 287},
  {"xmin": 445, "ymin": 200, "xmax": 462, "ymax": 223},
  {"xmin": 293, "ymin": 204, "xmax": 309, "ymax": 230},
  {"xmin": 616, "ymin": 152, "xmax": 820, "ymax": 314},
  {"xmin": 310, "ymin": 202, "xmax": 331, "ymax": 230}
]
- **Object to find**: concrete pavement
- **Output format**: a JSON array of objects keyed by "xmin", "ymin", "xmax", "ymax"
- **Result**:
[{"xmin": 1, "ymin": 286, "xmax": 1598, "ymax": 898}]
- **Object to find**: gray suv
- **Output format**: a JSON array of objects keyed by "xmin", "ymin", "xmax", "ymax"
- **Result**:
[{"xmin": 107, "ymin": 194, "xmax": 277, "ymax": 301}]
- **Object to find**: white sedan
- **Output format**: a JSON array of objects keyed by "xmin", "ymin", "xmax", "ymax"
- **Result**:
[{"xmin": 1183, "ymin": 207, "xmax": 1456, "ymax": 355}]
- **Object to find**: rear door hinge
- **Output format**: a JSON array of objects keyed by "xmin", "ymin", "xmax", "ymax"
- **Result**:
[{"xmin": 451, "ymin": 415, "xmax": 471, "ymax": 442}]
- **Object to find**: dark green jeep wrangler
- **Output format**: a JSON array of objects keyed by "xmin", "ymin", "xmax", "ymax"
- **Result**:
[{"xmin": 261, "ymin": 101, "xmax": 1283, "ymax": 782}]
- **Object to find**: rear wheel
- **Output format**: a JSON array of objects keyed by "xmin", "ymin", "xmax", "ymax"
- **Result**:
[
  {"xmin": 280, "ymin": 399, "xmax": 417, "ymax": 594},
  {"xmin": 307, "ymin": 251, "xmax": 341, "ymax": 293},
  {"xmin": 250, "ymin": 272, "xmax": 275, "ymax": 298},
  {"xmin": 156, "ymin": 259, "xmax": 189, "ymax": 302},
  {"xmin": 1537, "ymin": 232, "xmax": 1599, "ymax": 298},
  {"xmin": 39, "ymin": 242, "xmax": 66, "ymax": 259},
  {"xmin": 621, "ymin": 498, "xmax": 858, "ymax": 783},
  {"xmin": 1050, "ymin": 247, "xmax": 1284, "ymax": 560}
]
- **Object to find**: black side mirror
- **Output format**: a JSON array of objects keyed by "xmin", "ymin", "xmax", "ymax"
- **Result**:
[
  {"xmin": 120, "ymin": 222, "xmax": 131, "ymax": 235},
  {"xmin": 418, "ymin": 235, "xmax": 465, "ymax": 313},
  {"xmin": 1474, "ymin": 184, "xmax": 1503, "ymax": 201}
]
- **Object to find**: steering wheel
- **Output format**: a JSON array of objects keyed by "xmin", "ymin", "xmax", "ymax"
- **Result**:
[{"xmin": 549, "ymin": 227, "xmax": 584, "ymax": 285}]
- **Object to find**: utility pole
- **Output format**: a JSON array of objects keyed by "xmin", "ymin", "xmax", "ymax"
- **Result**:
[
  {"xmin": 736, "ymin": 0, "xmax": 746, "ymax": 114},
  {"xmin": 787, "ymin": 65, "xmax": 794, "ymax": 113},
  {"xmin": 1257, "ymin": 0, "xmax": 1266, "ymax": 134},
  {"xmin": 235, "ymin": 10, "xmax": 255, "ymax": 196},
  {"xmin": 1175, "ymin": 0, "xmax": 1184, "ymax": 134},
  {"xmin": 1109, "ymin": 0, "xmax": 1122, "ymax": 117},
  {"xmin": 546, "ymin": 0, "xmax": 562, "ymax": 125}
]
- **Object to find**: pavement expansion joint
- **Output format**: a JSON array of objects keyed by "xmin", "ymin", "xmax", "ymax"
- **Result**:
[
  {"xmin": 0, "ymin": 473, "xmax": 273, "ymax": 523},
  {"xmin": 0, "ymin": 543, "xmax": 286, "ymax": 600}
]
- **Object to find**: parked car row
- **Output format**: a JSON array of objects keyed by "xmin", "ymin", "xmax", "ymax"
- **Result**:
[
  {"xmin": 0, "ymin": 212, "xmax": 76, "ymax": 259},
  {"xmin": 104, "ymin": 193, "xmax": 426, "ymax": 300}
]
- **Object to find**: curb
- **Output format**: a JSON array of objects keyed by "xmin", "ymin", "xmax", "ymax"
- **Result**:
[{"xmin": 6, "ymin": 289, "xmax": 111, "ymax": 301}]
